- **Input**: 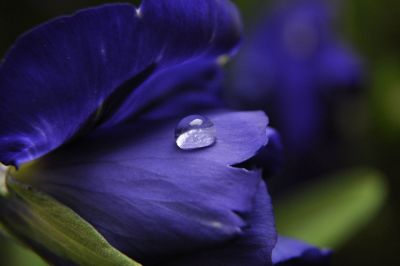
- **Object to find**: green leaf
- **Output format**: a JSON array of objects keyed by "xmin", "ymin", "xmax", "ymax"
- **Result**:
[
  {"xmin": 2, "ymin": 177, "xmax": 141, "ymax": 266},
  {"xmin": 3, "ymin": 239, "xmax": 46, "ymax": 266},
  {"xmin": 0, "ymin": 221, "xmax": 14, "ymax": 239},
  {"xmin": 274, "ymin": 168, "xmax": 387, "ymax": 248}
]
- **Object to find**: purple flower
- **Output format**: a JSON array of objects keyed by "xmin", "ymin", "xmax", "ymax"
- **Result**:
[
  {"xmin": 0, "ymin": 1, "xmax": 329, "ymax": 265},
  {"xmin": 230, "ymin": 0, "xmax": 362, "ymax": 154},
  {"xmin": 272, "ymin": 237, "xmax": 331, "ymax": 266}
]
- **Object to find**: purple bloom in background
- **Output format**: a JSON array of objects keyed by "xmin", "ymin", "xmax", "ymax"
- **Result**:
[
  {"xmin": 230, "ymin": 0, "xmax": 362, "ymax": 155},
  {"xmin": 0, "ymin": 1, "xmax": 330, "ymax": 265},
  {"xmin": 272, "ymin": 237, "xmax": 331, "ymax": 266}
]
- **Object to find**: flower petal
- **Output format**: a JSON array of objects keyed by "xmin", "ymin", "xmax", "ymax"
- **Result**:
[
  {"xmin": 165, "ymin": 181, "xmax": 277, "ymax": 266},
  {"xmin": 255, "ymin": 127, "xmax": 284, "ymax": 177},
  {"xmin": 104, "ymin": 59, "xmax": 224, "ymax": 124},
  {"xmin": 272, "ymin": 236, "xmax": 331, "ymax": 266},
  {"xmin": 15, "ymin": 111, "xmax": 274, "ymax": 264},
  {"xmin": 233, "ymin": 127, "xmax": 284, "ymax": 178},
  {"xmin": 0, "ymin": 0, "xmax": 241, "ymax": 166}
]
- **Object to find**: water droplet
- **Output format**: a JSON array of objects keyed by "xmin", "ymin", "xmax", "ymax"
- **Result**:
[{"xmin": 175, "ymin": 115, "xmax": 216, "ymax": 150}]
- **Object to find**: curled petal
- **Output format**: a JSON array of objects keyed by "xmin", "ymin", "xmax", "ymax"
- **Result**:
[
  {"xmin": 0, "ymin": 0, "xmax": 241, "ymax": 166},
  {"xmin": 105, "ymin": 59, "xmax": 224, "ymax": 124}
]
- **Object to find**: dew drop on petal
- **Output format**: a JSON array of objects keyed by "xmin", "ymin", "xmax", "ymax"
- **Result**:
[{"xmin": 175, "ymin": 115, "xmax": 216, "ymax": 150}]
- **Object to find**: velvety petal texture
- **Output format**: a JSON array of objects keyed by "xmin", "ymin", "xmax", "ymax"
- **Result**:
[
  {"xmin": 233, "ymin": 127, "xmax": 283, "ymax": 178},
  {"xmin": 272, "ymin": 237, "xmax": 331, "ymax": 266},
  {"xmin": 166, "ymin": 181, "xmax": 276, "ymax": 266},
  {"xmin": 106, "ymin": 59, "xmax": 224, "ymax": 123},
  {"xmin": 230, "ymin": 0, "xmax": 361, "ymax": 154},
  {"xmin": 15, "ymin": 111, "xmax": 277, "ymax": 265},
  {"xmin": 0, "ymin": 0, "xmax": 241, "ymax": 166}
]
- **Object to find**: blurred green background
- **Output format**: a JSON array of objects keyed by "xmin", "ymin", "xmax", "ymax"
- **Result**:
[{"xmin": 0, "ymin": 0, "xmax": 399, "ymax": 265}]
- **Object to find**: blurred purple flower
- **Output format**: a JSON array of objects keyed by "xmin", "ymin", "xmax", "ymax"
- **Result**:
[
  {"xmin": 0, "ymin": 1, "xmax": 329, "ymax": 265},
  {"xmin": 273, "ymin": 237, "xmax": 331, "ymax": 266},
  {"xmin": 230, "ymin": 0, "xmax": 362, "ymax": 154}
]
